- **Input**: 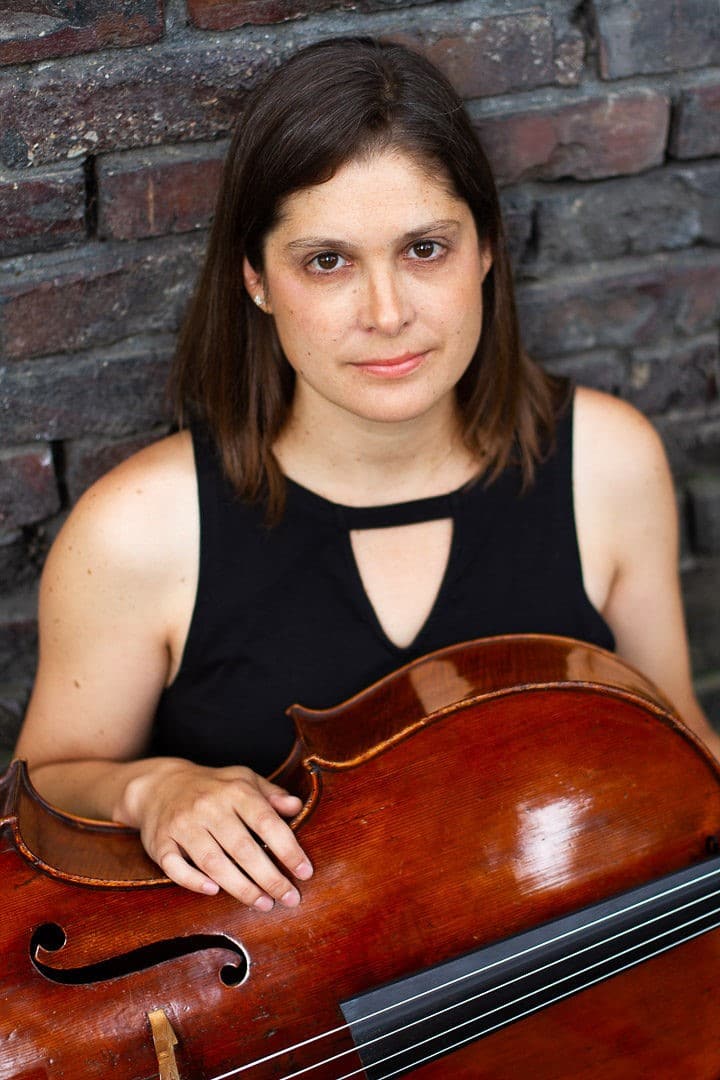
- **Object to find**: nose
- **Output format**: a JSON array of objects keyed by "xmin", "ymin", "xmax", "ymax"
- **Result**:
[{"xmin": 361, "ymin": 265, "xmax": 414, "ymax": 336}]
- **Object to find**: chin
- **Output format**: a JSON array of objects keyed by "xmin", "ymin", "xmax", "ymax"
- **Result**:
[{"xmin": 346, "ymin": 389, "xmax": 451, "ymax": 426}]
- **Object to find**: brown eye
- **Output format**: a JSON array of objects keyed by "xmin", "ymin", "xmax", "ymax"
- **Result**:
[
  {"xmin": 410, "ymin": 240, "xmax": 440, "ymax": 259},
  {"xmin": 311, "ymin": 252, "xmax": 343, "ymax": 272}
]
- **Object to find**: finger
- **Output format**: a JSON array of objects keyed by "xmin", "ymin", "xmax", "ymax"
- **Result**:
[
  {"xmin": 212, "ymin": 820, "xmax": 304, "ymax": 907},
  {"xmin": 153, "ymin": 843, "xmax": 220, "ymax": 897},
  {"xmin": 258, "ymin": 777, "xmax": 303, "ymax": 815},
  {"xmin": 267, "ymin": 790, "xmax": 304, "ymax": 816},
  {"xmin": 239, "ymin": 796, "xmax": 313, "ymax": 882},
  {"xmin": 171, "ymin": 828, "xmax": 279, "ymax": 908}
]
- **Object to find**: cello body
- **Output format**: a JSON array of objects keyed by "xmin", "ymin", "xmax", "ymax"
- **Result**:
[{"xmin": 1, "ymin": 634, "xmax": 720, "ymax": 1079}]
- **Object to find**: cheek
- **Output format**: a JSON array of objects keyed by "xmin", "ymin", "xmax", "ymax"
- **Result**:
[
  {"xmin": 452, "ymin": 264, "xmax": 485, "ymax": 335},
  {"xmin": 426, "ymin": 276, "xmax": 483, "ymax": 340},
  {"xmin": 273, "ymin": 291, "xmax": 352, "ymax": 363}
]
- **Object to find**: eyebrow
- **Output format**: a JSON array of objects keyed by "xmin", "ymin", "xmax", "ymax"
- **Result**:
[{"xmin": 284, "ymin": 219, "xmax": 462, "ymax": 252}]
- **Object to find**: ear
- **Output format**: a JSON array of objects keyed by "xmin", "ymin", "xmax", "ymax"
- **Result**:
[
  {"xmin": 242, "ymin": 257, "xmax": 271, "ymax": 313},
  {"xmin": 478, "ymin": 242, "xmax": 493, "ymax": 283}
]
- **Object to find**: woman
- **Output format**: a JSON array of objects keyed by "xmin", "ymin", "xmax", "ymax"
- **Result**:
[{"xmin": 14, "ymin": 37, "xmax": 719, "ymax": 914}]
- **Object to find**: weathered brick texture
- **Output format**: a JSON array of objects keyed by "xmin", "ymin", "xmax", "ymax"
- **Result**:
[
  {"xmin": 0, "ymin": 164, "xmax": 86, "ymax": 258},
  {"xmin": 0, "ymin": 446, "xmax": 59, "ymax": 532},
  {"xmin": 0, "ymin": 1, "xmax": 165, "ymax": 66},
  {"xmin": 592, "ymin": 0, "xmax": 720, "ymax": 79},
  {"xmin": 627, "ymin": 336, "xmax": 719, "ymax": 415},
  {"xmin": 188, "ymin": 0, "xmax": 373, "ymax": 28},
  {"xmin": 0, "ymin": 6, "xmax": 588, "ymax": 171},
  {"xmin": 530, "ymin": 163, "xmax": 720, "ymax": 270},
  {"xmin": 544, "ymin": 350, "xmax": 626, "ymax": 398},
  {"xmin": 0, "ymin": 584, "xmax": 38, "ymax": 753},
  {"xmin": 683, "ymin": 560, "xmax": 720, "ymax": 675},
  {"xmin": 0, "ymin": 337, "xmax": 175, "ymax": 444},
  {"xmin": 498, "ymin": 189, "xmax": 534, "ymax": 269},
  {"xmin": 688, "ymin": 475, "xmax": 720, "ymax": 556},
  {"xmin": 394, "ymin": 11, "xmax": 558, "ymax": 99},
  {"xmin": 0, "ymin": 236, "xmax": 204, "ymax": 361},
  {"xmin": 656, "ymin": 411, "xmax": 720, "ymax": 476},
  {"xmin": 474, "ymin": 89, "xmax": 669, "ymax": 185},
  {"xmin": 518, "ymin": 250, "xmax": 720, "ymax": 359},
  {"xmin": 0, "ymin": 41, "xmax": 271, "ymax": 168},
  {"xmin": 96, "ymin": 142, "xmax": 227, "ymax": 241},
  {"xmin": 0, "ymin": 590, "xmax": 37, "ymax": 685},
  {"xmin": 64, "ymin": 430, "xmax": 168, "ymax": 503},
  {"xmin": 0, "ymin": 528, "xmax": 51, "ymax": 594},
  {"xmin": 670, "ymin": 81, "xmax": 720, "ymax": 160},
  {"xmin": 0, "ymin": 534, "xmax": 30, "ymax": 594}
]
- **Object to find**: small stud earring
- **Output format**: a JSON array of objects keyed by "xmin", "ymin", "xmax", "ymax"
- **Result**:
[{"xmin": 254, "ymin": 294, "xmax": 265, "ymax": 309}]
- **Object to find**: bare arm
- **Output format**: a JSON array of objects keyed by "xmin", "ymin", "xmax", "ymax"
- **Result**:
[
  {"xmin": 574, "ymin": 388, "xmax": 720, "ymax": 759},
  {"xmin": 15, "ymin": 433, "xmax": 312, "ymax": 906}
]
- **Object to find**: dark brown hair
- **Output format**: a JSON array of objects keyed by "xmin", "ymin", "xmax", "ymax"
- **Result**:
[{"xmin": 172, "ymin": 36, "xmax": 566, "ymax": 519}]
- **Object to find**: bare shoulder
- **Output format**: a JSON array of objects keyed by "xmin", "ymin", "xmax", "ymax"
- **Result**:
[
  {"xmin": 39, "ymin": 430, "xmax": 199, "ymax": 649},
  {"xmin": 50, "ymin": 430, "xmax": 196, "ymax": 580},
  {"xmin": 571, "ymin": 387, "xmax": 678, "ymax": 618},
  {"xmin": 69, "ymin": 428, "xmax": 195, "ymax": 534},
  {"xmin": 573, "ymin": 386, "xmax": 672, "ymax": 505}
]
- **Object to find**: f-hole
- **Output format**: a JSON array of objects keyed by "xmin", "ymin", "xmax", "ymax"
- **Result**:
[{"xmin": 30, "ymin": 922, "xmax": 250, "ymax": 987}]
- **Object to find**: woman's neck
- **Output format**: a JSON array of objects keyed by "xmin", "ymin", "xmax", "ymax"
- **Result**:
[{"xmin": 273, "ymin": 395, "xmax": 480, "ymax": 507}]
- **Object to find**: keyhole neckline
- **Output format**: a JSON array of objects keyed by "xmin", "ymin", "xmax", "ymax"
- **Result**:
[{"xmin": 284, "ymin": 474, "xmax": 480, "ymax": 531}]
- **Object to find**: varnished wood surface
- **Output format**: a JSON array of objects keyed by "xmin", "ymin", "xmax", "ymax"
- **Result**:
[{"xmin": 1, "ymin": 635, "xmax": 719, "ymax": 1078}]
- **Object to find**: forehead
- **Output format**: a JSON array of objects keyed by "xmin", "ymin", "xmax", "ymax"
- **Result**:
[{"xmin": 268, "ymin": 150, "xmax": 471, "ymax": 246}]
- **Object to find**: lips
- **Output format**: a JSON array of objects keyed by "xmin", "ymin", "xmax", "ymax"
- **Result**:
[{"xmin": 352, "ymin": 351, "xmax": 427, "ymax": 378}]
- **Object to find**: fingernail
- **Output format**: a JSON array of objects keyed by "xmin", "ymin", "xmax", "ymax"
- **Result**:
[
  {"xmin": 253, "ymin": 895, "xmax": 274, "ymax": 912},
  {"xmin": 281, "ymin": 886, "xmax": 301, "ymax": 907},
  {"xmin": 295, "ymin": 859, "xmax": 313, "ymax": 880}
]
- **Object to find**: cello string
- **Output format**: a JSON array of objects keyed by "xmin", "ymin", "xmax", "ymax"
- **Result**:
[
  {"xmin": 324, "ymin": 902, "xmax": 720, "ymax": 1080},
  {"xmin": 367, "ymin": 914, "xmax": 720, "ymax": 1080},
  {"xmin": 274, "ymin": 899, "xmax": 720, "ymax": 1080},
  {"xmin": 213, "ymin": 869, "xmax": 720, "ymax": 1079},
  {"xmin": 209, "ymin": 859, "xmax": 720, "ymax": 1080},
  {"xmin": 209, "ymin": 862, "xmax": 720, "ymax": 1080}
]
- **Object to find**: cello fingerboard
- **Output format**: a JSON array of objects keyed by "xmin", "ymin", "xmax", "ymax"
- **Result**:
[{"xmin": 340, "ymin": 854, "xmax": 720, "ymax": 1080}]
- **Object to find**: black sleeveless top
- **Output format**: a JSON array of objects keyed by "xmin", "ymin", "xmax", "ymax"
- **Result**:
[{"xmin": 152, "ymin": 398, "xmax": 614, "ymax": 774}]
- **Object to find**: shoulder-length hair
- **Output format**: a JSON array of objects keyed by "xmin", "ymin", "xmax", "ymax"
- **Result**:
[{"xmin": 172, "ymin": 36, "xmax": 566, "ymax": 520}]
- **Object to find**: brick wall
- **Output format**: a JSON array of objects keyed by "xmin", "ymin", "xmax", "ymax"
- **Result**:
[{"xmin": 0, "ymin": 0, "xmax": 718, "ymax": 758}]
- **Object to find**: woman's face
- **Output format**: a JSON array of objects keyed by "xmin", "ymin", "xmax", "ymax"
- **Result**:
[{"xmin": 243, "ymin": 149, "xmax": 491, "ymax": 430}]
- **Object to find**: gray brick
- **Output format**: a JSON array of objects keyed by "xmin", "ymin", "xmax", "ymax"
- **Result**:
[
  {"xmin": 627, "ymin": 336, "xmax": 719, "ymax": 415},
  {"xmin": 698, "ymin": 674, "xmax": 720, "ymax": 731},
  {"xmin": 687, "ymin": 474, "xmax": 720, "ymax": 556},
  {"xmin": 97, "ymin": 141, "xmax": 227, "ymax": 241},
  {"xmin": 474, "ymin": 89, "xmax": 669, "ymax": 186},
  {"xmin": 394, "ymin": 10, "xmax": 556, "ymax": 99},
  {"xmin": 0, "ymin": 587, "xmax": 37, "ymax": 683},
  {"xmin": 0, "ymin": 445, "xmax": 59, "ymax": 532},
  {"xmin": 499, "ymin": 188, "xmax": 535, "ymax": 271},
  {"xmin": 542, "ymin": 350, "xmax": 626, "ymax": 396},
  {"xmin": 683, "ymin": 558, "xmax": 720, "ymax": 676},
  {"xmin": 656, "ymin": 409, "xmax": 720, "ymax": 476},
  {"xmin": 0, "ymin": 528, "xmax": 47, "ymax": 594},
  {"xmin": 64, "ymin": 430, "xmax": 168, "ymax": 504},
  {"xmin": 0, "ymin": 336, "xmax": 174, "ymax": 443},
  {"xmin": 0, "ymin": 1, "xmax": 164, "ymax": 66},
  {"xmin": 0, "ymin": 235, "xmax": 204, "ymax": 361},
  {"xmin": 532, "ymin": 163, "xmax": 720, "ymax": 270},
  {"xmin": 593, "ymin": 0, "xmax": 720, "ymax": 79},
  {"xmin": 0, "ymin": 163, "xmax": 86, "ymax": 258},
  {"xmin": 670, "ymin": 80, "xmax": 720, "ymax": 160},
  {"xmin": 0, "ymin": 684, "xmax": 29, "ymax": 758},
  {"xmin": 0, "ymin": 38, "xmax": 277, "ymax": 168},
  {"xmin": 517, "ymin": 250, "xmax": 720, "ymax": 360}
]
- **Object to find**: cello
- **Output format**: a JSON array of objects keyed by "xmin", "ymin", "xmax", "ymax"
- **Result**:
[{"xmin": 2, "ymin": 634, "xmax": 720, "ymax": 1078}]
